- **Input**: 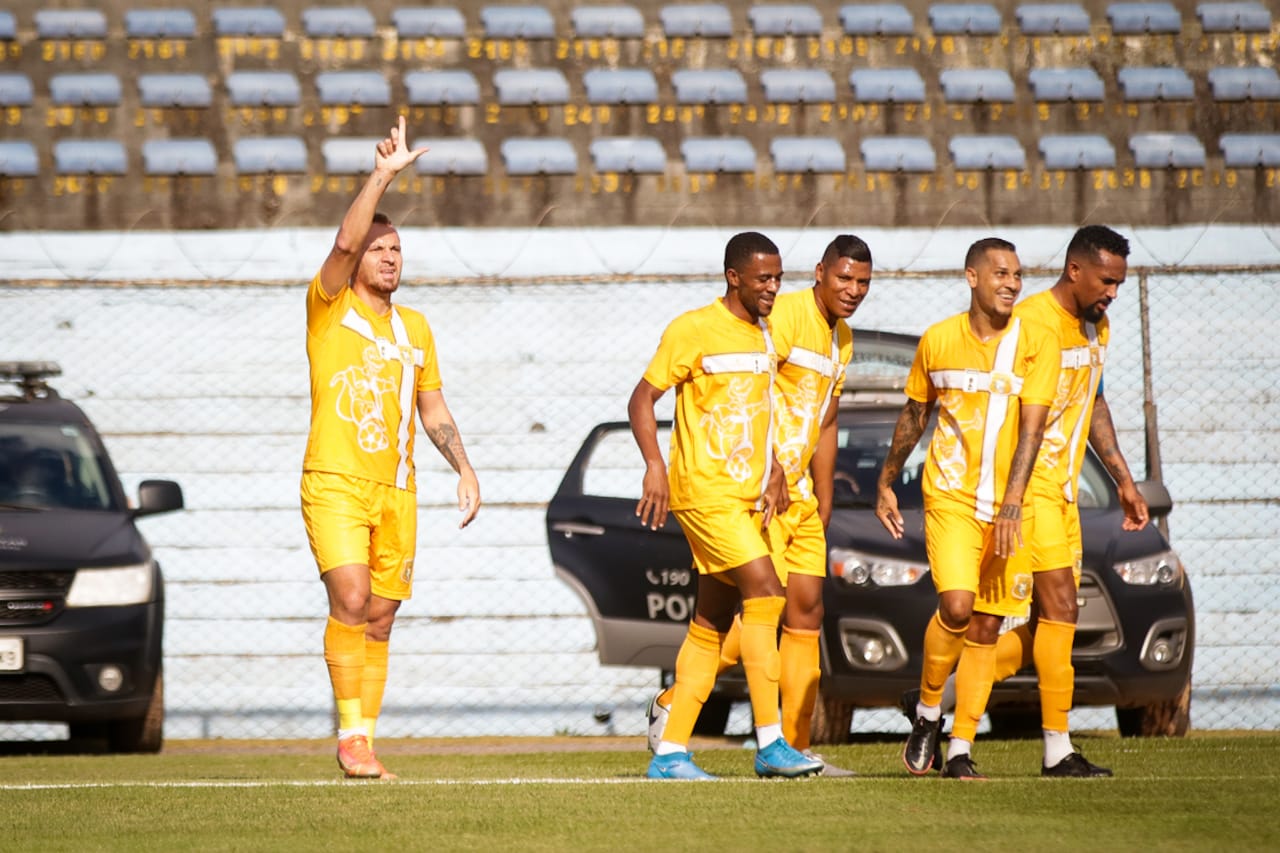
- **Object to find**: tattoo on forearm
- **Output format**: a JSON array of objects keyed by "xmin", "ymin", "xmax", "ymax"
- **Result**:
[
  {"xmin": 1089, "ymin": 397, "xmax": 1134, "ymax": 483},
  {"xmin": 1005, "ymin": 426, "xmax": 1043, "ymax": 498},
  {"xmin": 881, "ymin": 400, "xmax": 928, "ymax": 484},
  {"xmin": 426, "ymin": 423, "xmax": 470, "ymax": 474}
]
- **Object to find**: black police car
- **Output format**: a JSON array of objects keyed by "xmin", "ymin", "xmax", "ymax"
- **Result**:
[
  {"xmin": 546, "ymin": 331, "xmax": 1194, "ymax": 743},
  {"xmin": 0, "ymin": 362, "xmax": 183, "ymax": 752}
]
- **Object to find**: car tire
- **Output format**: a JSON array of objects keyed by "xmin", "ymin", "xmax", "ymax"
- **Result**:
[
  {"xmin": 108, "ymin": 669, "xmax": 165, "ymax": 753},
  {"xmin": 1116, "ymin": 676, "xmax": 1191, "ymax": 737},
  {"xmin": 691, "ymin": 696, "xmax": 733, "ymax": 737},
  {"xmin": 809, "ymin": 692, "xmax": 854, "ymax": 745}
]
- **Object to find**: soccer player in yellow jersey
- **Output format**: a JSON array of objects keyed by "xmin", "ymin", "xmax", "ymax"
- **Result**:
[
  {"xmin": 629, "ymin": 231, "xmax": 823, "ymax": 780},
  {"xmin": 876, "ymin": 238, "xmax": 1059, "ymax": 780},
  {"xmin": 301, "ymin": 117, "xmax": 481, "ymax": 780}
]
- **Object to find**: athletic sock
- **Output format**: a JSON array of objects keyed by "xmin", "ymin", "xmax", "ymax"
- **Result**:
[
  {"xmin": 662, "ymin": 621, "xmax": 726, "ymax": 749},
  {"xmin": 362, "ymin": 638, "xmax": 389, "ymax": 748},
  {"xmin": 755, "ymin": 722, "xmax": 782, "ymax": 749},
  {"xmin": 947, "ymin": 737, "xmax": 972, "ymax": 760},
  {"xmin": 1044, "ymin": 728, "xmax": 1074, "ymax": 767},
  {"xmin": 1034, "ymin": 618, "xmax": 1077, "ymax": 733},
  {"xmin": 324, "ymin": 617, "xmax": 367, "ymax": 732},
  {"xmin": 920, "ymin": 611, "xmax": 967, "ymax": 707},
  {"xmin": 740, "ymin": 596, "xmax": 786, "ymax": 730},
  {"xmin": 655, "ymin": 611, "xmax": 744, "ymax": 711},
  {"xmin": 779, "ymin": 625, "xmax": 821, "ymax": 751},
  {"xmin": 995, "ymin": 621, "xmax": 1035, "ymax": 680},
  {"xmin": 950, "ymin": 639, "xmax": 997, "ymax": 743}
]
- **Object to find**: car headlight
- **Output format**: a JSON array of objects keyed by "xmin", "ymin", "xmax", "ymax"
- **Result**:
[
  {"xmin": 1113, "ymin": 549, "xmax": 1183, "ymax": 586},
  {"xmin": 829, "ymin": 548, "xmax": 928, "ymax": 587},
  {"xmin": 65, "ymin": 563, "xmax": 155, "ymax": 607}
]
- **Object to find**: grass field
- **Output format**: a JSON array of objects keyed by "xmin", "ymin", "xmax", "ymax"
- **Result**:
[{"xmin": 4, "ymin": 732, "xmax": 1278, "ymax": 851}]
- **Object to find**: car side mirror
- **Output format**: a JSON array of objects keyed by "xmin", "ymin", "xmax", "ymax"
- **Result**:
[
  {"xmin": 1136, "ymin": 479, "xmax": 1173, "ymax": 518},
  {"xmin": 135, "ymin": 479, "xmax": 184, "ymax": 517}
]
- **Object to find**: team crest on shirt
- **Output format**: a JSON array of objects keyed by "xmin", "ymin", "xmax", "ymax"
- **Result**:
[{"xmin": 989, "ymin": 372, "xmax": 1015, "ymax": 396}]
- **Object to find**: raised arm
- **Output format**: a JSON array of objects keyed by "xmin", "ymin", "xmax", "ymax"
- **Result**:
[
  {"xmin": 416, "ymin": 388, "xmax": 479, "ymax": 528},
  {"xmin": 811, "ymin": 397, "xmax": 840, "ymax": 528},
  {"xmin": 1088, "ymin": 393, "xmax": 1149, "ymax": 530},
  {"xmin": 628, "ymin": 378, "xmax": 669, "ymax": 530},
  {"xmin": 876, "ymin": 398, "xmax": 931, "ymax": 539},
  {"xmin": 993, "ymin": 402, "xmax": 1050, "ymax": 557}
]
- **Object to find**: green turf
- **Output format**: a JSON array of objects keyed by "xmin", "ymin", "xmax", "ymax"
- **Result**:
[{"xmin": 3, "ymin": 733, "xmax": 1277, "ymax": 851}]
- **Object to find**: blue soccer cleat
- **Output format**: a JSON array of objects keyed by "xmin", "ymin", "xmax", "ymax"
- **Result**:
[
  {"xmin": 647, "ymin": 751, "xmax": 717, "ymax": 780},
  {"xmin": 754, "ymin": 738, "xmax": 824, "ymax": 778}
]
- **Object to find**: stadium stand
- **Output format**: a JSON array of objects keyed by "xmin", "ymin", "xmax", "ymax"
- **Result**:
[
  {"xmin": 748, "ymin": 4, "xmax": 825, "ymax": 36},
  {"xmin": 839, "ymin": 3, "xmax": 915, "ymax": 34},
  {"xmin": 412, "ymin": 138, "xmax": 489, "ymax": 175},
  {"xmin": 322, "ymin": 138, "xmax": 380, "ymax": 174},
  {"xmin": 301, "ymin": 7, "xmax": 377, "ymax": 38},
  {"xmin": 769, "ymin": 136, "xmax": 847, "ymax": 173},
  {"xmin": 138, "ymin": 74, "xmax": 213, "ymax": 109},
  {"xmin": 314, "ymin": 71, "xmax": 392, "ymax": 106},
  {"xmin": 1038, "ymin": 134, "xmax": 1118, "ymax": 169},
  {"xmin": 481, "ymin": 6, "xmax": 557, "ymax": 39},
  {"xmin": 53, "ymin": 139, "xmax": 127, "ymax": 174},
  {"xmin": 500, "ymin": 137, "xmax": 578, "ymax": 174},
  {"xmin": 1028, "ymin": 68, "xmax": 1106, "ymax": 101},
  {"xmin": 226, "ymin": 71, "xmax": 302, "ymax": 107},
  {"xmin": 493, "ymin": 69, "xmax": 571, "ymax": 106},
  {"xmin": 1195, "ymin": 2, "xmax": 1272, "ymax": 32},
  {"xmin": 1014, "ymin": 3, "xmax": 1092, "ymax": 35},
  {"xmin": 849, "ymin": 69, "xmax": 927, "ymax": 103},
  {"xmin": 404, "ymin": 70, "xmax": 481, "ymax": 105},
  {"xmin": 1129, "ymin": 132, "xmax": 1207, "ymax": 167},
  {"xmin": 1207, "ymin": 67, "xmax": 1280, "ymax": 101},
  {"xmin": 124, "ymin": 9, "xmax": 198, "ymax": 39},
  {"xmin": 141, "ymin": 139, "xmax": 218, "ymax": 176},
  {"xmin": 940, "ymin": 69, "xmax": 1016, "ymax": 103},
  {"xmin": 1219, "ymin": 133, "xmax": 1280, "ymax": 167},
  {"xmin": 572, "ymin": 5, "xmax": 647, "ymax": 38},
  {"xmin": 681, "ymin": 136, "xmax": 757, "ymax": 172},
  {"xmin": 582, "ymin": 69, "xmax": 660, "ymax": 104},
  {"xmin": 233, "ymin": 136, "xmax": 309, "ymax": 173},
  {"xmin": 1106, "ymin": 2, "xmax": 1182, "ymax": 34},
  {"xmin": 392, "ymin": 7, "xmax": 467, "ymax": 38},
  {"xmin": 35, "ymin": 9, "xmax": 108, "ymax": 39},
  {"xmin": 672, "ymin": 69, "xmax": 748, "ymax": 104},
  {"xmin": 0, "ymin": 73, "xmax": 33, "ymax": 107},
  {"xmin": 949, "ymin": 134, "xmax": 1028, "ymax": 169},
  {"xmin": 49, "ymin": 73, "xmax": 122, "ymax": 107},
  {"xmin": 1117, "ymin": 67, "xmax": 1195, "ymax": 100},
  {"xmin": 211, "ymin": 7, "xmax": 287, "ymax": 37},
  {"xmin": 928, "ymin": 3, "xmax": 1003, "ymax": 34},
  {"xmin": 589, "ymin": 137, "xmax": 668, "ymax": 173},
  {"xmin": 0, "ymin": 141, "xmax": 38, "ymax": 176},
  {"xmin": 760, "ymin": 69, "xmax": 836, "ymax": 103},
  {"xmin": 860, "ymin": 136, "xmax": 936, "ymax": 171},
  {"xmin": 660, "ymin": 4, "xmax": 734, "ymax": 37}
]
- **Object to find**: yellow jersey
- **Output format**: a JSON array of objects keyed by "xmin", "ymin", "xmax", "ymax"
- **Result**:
[
  {"xmin": 1016, "ymin": 290, "xmax": 1110, "ymax": 503},
  {"xmin": 905, "ymin": 312, "xmax": 1059, "ymax": 520},
  {"xmin": 770, "ymin": 289, "xmax": 854, "ymax": 500},
  {"xmin": 643, "ymin": 298, "xmax": 777, "ymax": 510},
  {"xmin": 303, "ymin": 273, "xmax": 442, "ymax": 491}
]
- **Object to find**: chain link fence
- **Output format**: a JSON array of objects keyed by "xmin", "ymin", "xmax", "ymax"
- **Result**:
[{"xmin": 0, "ymin": 254, "xmax": 1276, "ymax": 741}]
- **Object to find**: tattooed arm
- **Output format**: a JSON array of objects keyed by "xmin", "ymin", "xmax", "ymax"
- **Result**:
[
  {"xmin": 417, "ymin": 388, "xmax": 480, "ymax": 528},
  {"xmin": 876, "ymin": 398, "xmax": 931, "ymax": 539},
  {"xmin": 994, "ymin": 403, "xmax": 1049, "ymax": 557},
  {"xmin": 1088, "ymin": 393, "xmax": 1149, "ymax": 531}
]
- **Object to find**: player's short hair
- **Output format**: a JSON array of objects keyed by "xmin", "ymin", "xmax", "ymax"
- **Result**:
[
  {"xmin": 724, "ymin": 231, "xmax": 780, "ymax": 272},
  {"xmin": 964, "ymin": 237, "xmax": 1017, "ymax": 270},
  {"xmin": 1066, "ymin": 225, "xmax": 1129, "ymax": 264},
  {"xmin": 372, "ymin": 212, "xmax": 394, "ymax": 227},
  {"xmin": 821, "ymin": 234, "xmax": 872, "ymax": 267}
]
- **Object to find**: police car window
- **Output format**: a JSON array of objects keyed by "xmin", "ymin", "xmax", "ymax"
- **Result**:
[
  {"xmin": 0, "ymin": 422, "xmax": 113, "ymax": 510},
  {"xmin": 834, "ymin": 418, "xmax": 927, "ymax": 510},
  {"xmin": 581, "ymin": 427, "xmax": 671, "ymax": 500},
  {"xmin": 1076, "ymin": 451, "xmax": 1116, "ymax": 510}
]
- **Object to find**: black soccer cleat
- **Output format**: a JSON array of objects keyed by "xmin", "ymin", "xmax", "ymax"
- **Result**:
[
  {"xmin": 903, "ymin": 712, "xmax": 944, "ymax": 776},
  {"xmin": 1042, "ymin": 751, "xmax": 1114, "ymax": 778},
  {"xmin": 942, "ymin": 754, "xmax": 987, "ymax": 780},
  {"xmin": 900, "ymin": 689, "xmax": 944, "ymax": 773}
]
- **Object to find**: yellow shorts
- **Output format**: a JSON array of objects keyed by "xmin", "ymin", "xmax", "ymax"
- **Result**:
[
  {"xmin": 924, "ymin": 506, "xmax": 1033, "ymax": 619},
  {"xmin": 672, "ymin": 503, "xmax": 772, "ymax": 576},
  {"xmin": 300, "ymin": 471, "xmax": 417, "ymax": 601},
  {"xmin": 1030, "ymin": 487, "xmax": 1083, "ymax": 583},
  {"xmin": 764, "ymin": 495, "xmax": 827, "ymax": 586}
]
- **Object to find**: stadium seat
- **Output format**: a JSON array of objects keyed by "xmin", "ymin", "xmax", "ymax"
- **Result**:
[
  {"xmin": 0, "ymin": 12, "xmax": 14, "ymax": 40},
  {"xmin": 572, "ymin": 5, "xmax": 647, "ymax": 38},
  {"xmin": 392, "ymin": 7, "xmax": 467, "ymax": 38},
  {"xmin": 1015, "ymin": 3, "xmax": 1092, "ymax": 35},
  {"xmin": 928, "ymin": 3, "xmax": 1003, "ymax": 34},
  {"xmin": 748, "ymin": 4, "xmax": 825, "ymax": 36},
  {"xmin": 948, "ymin": 134, "xmax": 1027, "ymax": 169},
  {"xmin": 322, "ymin": 138, "xmax": 381, "ymax": 174},
  {"xmin": 660, "ymin": 4, "xmax": 734, "ymax": 37},
  {"xmin": 681, "ymin": 137, "xmax": 757, "ymax": 172},
  {"xmin": 226, "ymin": 71, "xmax": 302, "ymax": 107},
  {"xmin": 1117, "ymin": 67, "xmax": 1194, "ymax": 100},
  {"xmin": 493, "ymin": 69, "xmax": 571, "ymax": 106},
  {"xmin": 138, "ymin": 74, "xmax": 213, "ymax": 109},
  {"xmin": 315, "ymin": 71, "xmax": 392, "ymax": 106},
  {"xmin": 860, "ymin": 136, "xmax": 936, "ymax": 171},
  {"xmin": 1196, "ymin": 2, "xmax": 1271, "ymax": 32},
  {"xmin": 589, "ymin": 137, "xmax": 668, "ymax": 173},
  {"xmin": 212, "ymin": 7, "xmax": 287, "ymax": 37},
  {"xmin": 404, "ymin": 70, "xmax": 481, "ymax": 105},
  {"xmin": 849, "ymin": 68, "xmax": 927, "ymax": 103},
  {"xmin": 1106, "ymin": 2, "xmax": 1182, "ymax": 34},
  {"xmin": 1028, "ymin": 68, "xmax": 1106, "ymax": 101},
  {"xmin": 302, "ymin": 7, "xmax": 377, "ymax": 38},
  {"xmin": 412, "ymin": 138, "xmax": 489, "ymax": 175},
  {"xmin": 672, "ymin": 69, "xmax": 748, "ymax": 104},
  {"xmin": 0, "ymin": 73, "xmax": 33, "ymax": 107},
  {"xmin": 1207, "ymin": 67, "xmax": 1280, "ymax": 101},
  {"xmin": 141, "ymin": 139, "xmax": 218, "ymax": 176},
  {"xmin": 53, "ymin": 139, "xmax": 127, "ymax": 174},
  {"xmin": 0, "ymin": 141, "xmax": 38, "ymax": 177},
  {"xmin": 582, "ymin": 69, "xmax": 659, "ymax": 104},
  {"xmin": 233, "ymin": 136, "xmax": 309, "ymax": 173},
  {"xmin": 839, "ymin": 4, "xmax": 915, "ymax": 35},
  {"xmin": 770, "ymin": 136, "xmax": 846, "ymax": 172},
  {"xmin": 481, "ymin": 6, "xmax": 556, "ymax": 38},
  {"xmin": 940, "ymin": 69, "xmax": 1016, "ymax": 102},
  {"xmin": 500, "ymin": 137, "xmax": 578, "ymax": 175},
  {"xmin": 760, "ymin": 69, "xmax": 836, "ymax": 103},
  {"xmin": 1038, "ymin": 133, "xmax": 1118, "ymax": 169},
  {"xmin": 35, "ymin": 9, "xmax": 107, "ymax": 39},
  {"xmin": 49, "ymin": 73, "xmax": 122, "ymax": 107},
  {"xmin": 124, "ymin": 9, "xmax": 198, "ymax": 39},
  {"xmin": 1129, "ymin": 132, "xmax": 1206, "ymax": 167},
  {"xmin": 1219, "ymin": 133, "xmax": 1280, "ymax": 167}
]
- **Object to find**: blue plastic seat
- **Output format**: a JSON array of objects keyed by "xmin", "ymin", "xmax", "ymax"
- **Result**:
[
  {"xmin": 770, "ymin": 136, "xmax": 846, "ymax": 172},
  {"xmin": 1129, "ymin": 133, "xmax": 1206, "ymax": 167},
  {"xmin": 49, "ymin": 73, "xmax": 122, "ymax": 107},
  {"xmin": 413, "ymin": 138, "xmax": 489, "ymax": 175},
  {"xmin": 1028, "ymin": 68, "xmax": 1105, "ymax": 101},
  {"xmin": 500, "ymin": 137, "xmax": 578, "ymax": 174},
  {"xmin": 392, "ymin": 7, "xmax": 467, "ymax": 38},
  {"xmin": 749, "ymin": 4, "xmax": 825, "ymax": 36},
  {"xmin": 303, "ymin": 7, "xmax": 377, "ymax": 37},
  {"xmin": 315, "ymin": 71, "xmax": 392, "ymax": 106},
  {"xmin": 1196, "ymin": 2, "xmax": 1271, "ymax": 32},
  {"xmin": 940, "ymin": 69, "xmax": 1016, "ymax": 102},
  {"xmin": 0, "ymin": 141, "xmax": 38, "ymax": 176},
  {"xmin": 226, "ymin": 71, "xmax": 302, "ymax": 107},
  {"xmin": 1219, "ymin": 133, "xmax": 1280, "ymax": 167},
  {"xmin": 0, "ymin": 12, "xmax": 14, "ymax": 40},
  {"xmin": 1107, "ymin": 2, "xmax": 1182, "ymax": 34},
  {"xmin": 0, "ymin": 73, "xmax": 33, "ymax": 107},
  {"xmin": 681, "ymin": 137, "xmax": 757, "ymax": 172},
  {"xmin": 660, "ymin": 4, "xmax": 733, "ymax": 37},
  {"xmin": 849, "ymin": 68, "xmax": 926, "ymax": 103},
  {"xmin": 1117, "ymin": 67, "xmax": 1194, "ymax": 100},
  {"xmin": 949, "ymin": 134, "xmax": 1027, "ymax": 169},
  {"xmin": 1015, "ymin": 3, "xmax": 1092, "ymax": 34},
  {"xmin": 404, "ymin": 70, "xmax": 481, "ymax": 105},
  {"xmin": 1207, "ymin": 67, "xmax": 1280, "ymax": 101},
  {"xmin": 125, "ymin": 9, "xmax": 198, "ymax": 39},
  {"xmin": 572, "ymin": 5, "xmax": 647, "ymax": 37},
  {"xmin": 138, "ymin": 74, "xmax": 213, "ymax": 108},
  {"xmin": 233, "ymin": 136, "xmax": 309, "ymax": 173},
  {"xmin": 589, "ymin": 137, "xmax": 667, "ymax": 173},
  {"xmin": 481, "ymin": 6, "xmax": 556, "ymax": 38},
  {"xmin": 860, "ymin": 136, "xmax": 936, "ymax": 171},
  {"xmin": 672, "ymin": 69, "xmax": 748, "ymax": 104},
  {"xmin": 142, "ymin": 139, "xmax": 218, "ymax": 176},
  {"xmin": 322, "ymin": 138, "xmax": 381, "ymax": 174},
  {"xmin": 583, "ymin": 69, "xmax": 659, "ymax": 104},
  {"xmin": 493, "ymin": 69, "xmax": 571, "ymax": 105},
  {"xmin": 840, "ymin": 4, "xmax": 915, "ymax": 34},
  {"xmin": 929, "ymin": 3, "xmax": 1003, "ymax": 34},
  {"xmin": 54, "ymin": 139, "xmax": 127, "ymax": 174},
  {"xmin": 35, "ymin": 10, "xmax": 107, "ymax": 39},
  {"xmin": 1038, "ymin": 134, "xmax": 1117, "ymax": 168},
  {"xmin": 212, "ymin": 7, "xmax": 287, "ymax": 37},
  {"xmin": 761, "ymin": 69, "xmax": 836, "ymax": 102}
]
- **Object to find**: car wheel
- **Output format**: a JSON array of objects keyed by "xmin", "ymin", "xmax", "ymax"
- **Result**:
[
  {"xmin": 1116, "ymin": 676, "xmax": 1191, "ymax": 737},
  {"xmin": 809, "ymin": 692, "xmax": 854, "ymax": 745},
  {"xmin": 108, "ymin": 669, "xmax": 165, "ymax": 753},
  {"xmin": 691, "ymin": 696, "xmax": 732, "ymax": 736}
]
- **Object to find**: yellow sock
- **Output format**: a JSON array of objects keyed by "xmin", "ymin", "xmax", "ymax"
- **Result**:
[
  {"xmin": 362, "ymin": 639, "xmax": 389, "ymax": 747},
  {"xmin": 920, "ymin": 611, "xmax": 967, "ymax": 706},
  {"xmin": 994, "ymin": 622, "xmax": 1034, "ymax": 681},
  {"xmin": 323, "ymin": 617, "xmax": 366, "ymax": 731},
  {"xmin": 740, "ymin": 596, "xmax": 786, "ymax": 730},
  {"xmin": 951, "ymin": 639, "xmax": 997, "ymax": 743},
  {"xmin": 1034, "ymin": 618, "xmax": 1077, "ymax": 732},
  {"xmin": 657, "ymin": 613, "xmax": 743, "ymax": 710},
  {"xmin": 662, "ymin": 622, "xmax": 725, "ymax": 748},
  {"xmin": 779, "ymin": 625, "xmax": 821, "ymax": 751}
]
